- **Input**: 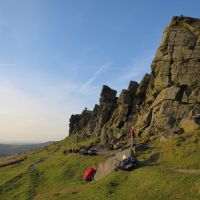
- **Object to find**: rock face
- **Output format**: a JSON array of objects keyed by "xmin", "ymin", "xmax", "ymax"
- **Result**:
[
  {"xmin": 94, "ymin": 149, "xmax": 132, "ymax": 181},
  {"xmin": 180, "ymin": 117, "xmax": 200, "ymax": 133},
  {"xmin": 69, "ymin": 85, "xmax": 117, "ymax": 139},
  {"xmin": 69, "ymin": 16, "xmax": 200, "ymax": 147}
]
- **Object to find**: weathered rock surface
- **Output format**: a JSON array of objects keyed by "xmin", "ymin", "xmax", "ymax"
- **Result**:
[
  {"xmin": 69, "ymin": 16, "xmax": 200, "ymax": 147},
  {"xmin": 69, "ymin": 85, "xmax": 117, "ymax": 138},
  {"xmin": 94, "ymin": 149, "xmax": 132, "ymax": 181},
  {"xmin": 180, "ymin": 117, "xmax": 200, "ymax": 133}
]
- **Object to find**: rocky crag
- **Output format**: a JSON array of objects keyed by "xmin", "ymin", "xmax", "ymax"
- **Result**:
[{"xmin": 69, "ymin": 16, "xmax": 200, "ymax": 149}]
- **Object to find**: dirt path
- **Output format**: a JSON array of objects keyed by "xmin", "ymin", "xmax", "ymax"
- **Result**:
[
  {"xmin": 28, "ymin": 157, "xmax": 49, "ymax": 170},
  {"xmin": 28, "ymin": 146, "xmax": 61, "ymax": 170}
]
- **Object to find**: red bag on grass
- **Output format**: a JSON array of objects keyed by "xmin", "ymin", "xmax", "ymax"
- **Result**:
[{"xmin": 83, "ymin": 167, "xmax": 96, "ymax": 181}]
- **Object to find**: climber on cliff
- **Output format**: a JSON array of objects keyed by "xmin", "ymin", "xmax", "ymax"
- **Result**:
[{"xmin": 130, "ymin": 126, "xmax": 136, "ymax": 147}]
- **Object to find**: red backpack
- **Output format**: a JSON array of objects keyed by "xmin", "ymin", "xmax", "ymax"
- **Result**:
[{"xmin": 83, "ymin": 167, "xmax": 96, "ymax": 181}]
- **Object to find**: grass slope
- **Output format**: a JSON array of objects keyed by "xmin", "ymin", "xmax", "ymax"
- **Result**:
[{"xmin": 0, "ymin": 133, "xmax": 200, "ymax": 200}]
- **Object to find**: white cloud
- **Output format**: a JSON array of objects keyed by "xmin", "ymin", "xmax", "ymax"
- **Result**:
[{"xmin": 79, "ymin": 63, "xmax": 111, "ymax": 92}]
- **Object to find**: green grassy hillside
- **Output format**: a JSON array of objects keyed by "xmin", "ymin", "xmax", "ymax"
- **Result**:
[{"xmin": 0, "ymin": 132, "xmax": 200, "ymax": 200}]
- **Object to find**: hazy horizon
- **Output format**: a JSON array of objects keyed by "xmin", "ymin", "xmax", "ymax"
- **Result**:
[
  {"xmin": 0, "ymin": 0, "xmax": 200, "ymax": 143},
  {"xmin": 0, "ymin": 141, "xmax": 55, "ymax": 145}
]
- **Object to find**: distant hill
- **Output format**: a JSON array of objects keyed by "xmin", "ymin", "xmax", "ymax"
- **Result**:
[{"xmin": 0, "ymin": 142, "xmax": 54, "ymax": 157}]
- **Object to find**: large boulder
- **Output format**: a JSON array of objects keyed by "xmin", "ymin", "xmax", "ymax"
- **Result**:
[
  {"xmin": 100, "ymin": 85, "xmax": 117, "ymax": 104},
  {"xmin": 94, "ymin": 149, "xmax": 132, "ymax": 181}
]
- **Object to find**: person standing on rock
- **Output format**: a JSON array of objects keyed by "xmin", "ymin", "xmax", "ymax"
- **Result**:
[{"xmin": 130, "ymin": 126, "xmax": 136, "ymax": 147}]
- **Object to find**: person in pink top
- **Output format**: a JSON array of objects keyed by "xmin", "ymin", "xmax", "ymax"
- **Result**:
[{"xmin": 130, "ymin": 126, "xmax": 136, "ymax": 147}]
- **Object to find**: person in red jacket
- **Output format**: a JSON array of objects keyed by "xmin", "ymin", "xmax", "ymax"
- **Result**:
[{"xmin": 130, "ymin": 126, "xmax": 136, "ymax": 147}]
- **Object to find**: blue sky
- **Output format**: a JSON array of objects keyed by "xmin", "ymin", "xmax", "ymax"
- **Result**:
[{"xmin": 0, "ymin": 0, "xmax": 199, "ymax": 143}]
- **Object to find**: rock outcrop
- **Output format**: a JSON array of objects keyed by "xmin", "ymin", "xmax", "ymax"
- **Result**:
[
  {"xmin": 180, "ymin": 116, "xmax": 200, "ymax": 133},
  {"xmin": 69, "ymin": 16, "xmax": 200, "ymax": 148},
  {"xmin": 69, "ymin": 85, "xmax": 117, "ymax": 139}
]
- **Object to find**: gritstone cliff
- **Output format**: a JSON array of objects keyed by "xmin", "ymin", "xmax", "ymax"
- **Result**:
[{"xmin": 69, "ymin": 16, "xmax": 200, "ymax": 149}]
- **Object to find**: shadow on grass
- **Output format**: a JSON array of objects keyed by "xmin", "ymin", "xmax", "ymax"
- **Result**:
[{"xmin": 137, "ymin": 153, "xmax": 160, "ymax": 168}]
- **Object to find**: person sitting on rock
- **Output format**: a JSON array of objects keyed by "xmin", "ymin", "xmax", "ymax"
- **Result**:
[{"xmin": 130, "ymin": 126, "xmax": 136, "ymax": 147}]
